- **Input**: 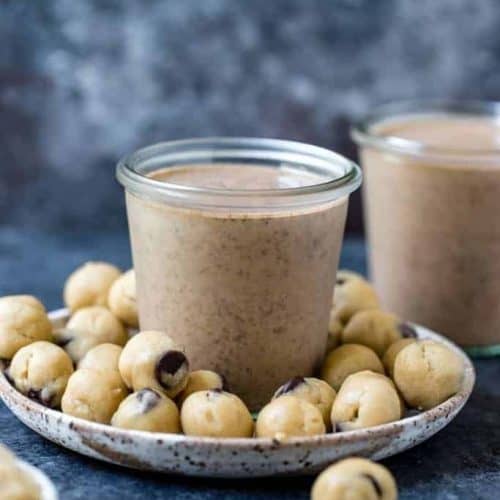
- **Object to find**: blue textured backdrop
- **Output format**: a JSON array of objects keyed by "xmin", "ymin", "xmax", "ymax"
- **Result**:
[{"xmin": 1, "ymin": 0, "xmax": 500, "ymax": 233}]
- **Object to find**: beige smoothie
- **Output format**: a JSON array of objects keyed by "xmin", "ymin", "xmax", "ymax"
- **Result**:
[
  {"xmin": 126, "ymin": 164, "xmax": 349, "ymax": 410},
  {"xmin": 358, "ymin": 113, "xmax": 500, "ymax": 350}
]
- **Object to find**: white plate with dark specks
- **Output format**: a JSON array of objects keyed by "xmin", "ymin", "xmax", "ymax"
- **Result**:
[{"xmin": 0, "ymin": 309, "xmax": 475, "ymax": 478}]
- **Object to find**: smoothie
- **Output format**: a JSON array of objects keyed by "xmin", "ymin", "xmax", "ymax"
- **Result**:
[
  {"xmin": 357, "ymin": 112, "xmax": 500, "ymax": 351},
  {"xmin": 126, "ymin": 164, "xmax": 349, "ymax": 410}
]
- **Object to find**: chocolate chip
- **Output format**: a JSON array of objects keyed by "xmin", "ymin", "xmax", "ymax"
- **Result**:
[
  {"xmin": 361, "ymin": 473, "xmax": 383, "ymax": 497},
  {"xmin": 136, "ymin": 388, "xmax": 161, "ymax": 413},
  {"xmin": 27, "ymin": 388, "xmax": 52, "ymax": 407},
  {"xmin": 399, "ymin": 322, "xmax": 418, "ymax": 338},
  {"xmin": 275, "ymin": 376, "xmax": 305, "ymax": 397},
  {"xmin": 155, "ymin": 350, "xmax": 189, "ymax": 390},
  {"xmin": 336, "ymin": 277, "xmax": 346, "ymax": 286}
]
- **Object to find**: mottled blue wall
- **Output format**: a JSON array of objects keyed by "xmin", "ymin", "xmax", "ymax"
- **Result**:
[{"xmin": 1, "ymin": 0, "xmax": 500, "ymax": 233}]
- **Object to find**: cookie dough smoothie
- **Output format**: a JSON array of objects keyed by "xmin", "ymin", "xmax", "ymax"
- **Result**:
[
  {"xmin": 353, "ymin": 102, "xmax": 500, "ymax": 355},
  {"xmin": 117, "ymin": 139, "xmax": 361, "ymax": 409}
]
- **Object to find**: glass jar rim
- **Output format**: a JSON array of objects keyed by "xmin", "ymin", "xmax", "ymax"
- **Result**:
[
  {"xmin": 116, "ymin": 137, "xmax": 361, "ymax": 210},
  {"xmin": 351, "ymin": 99, "xmax": 500, "ymax": 161}
]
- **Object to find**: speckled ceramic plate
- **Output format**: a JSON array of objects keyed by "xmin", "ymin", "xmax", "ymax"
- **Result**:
[{"xmin": 0, "ymin": 309, "xmax": 475, "ymax": 478}]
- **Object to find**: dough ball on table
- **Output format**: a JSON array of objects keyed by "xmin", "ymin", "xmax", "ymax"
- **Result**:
[
  {"xmin": 0, "ymin": 295, "xmax": 53, "ymax": 360},
  {"xmin": 0, "ymin": 456, "xmax": 41, "ymax": 500},
  {"xmin": 256, "ymin": 395, "xmax": 326, "ymax": 440},
  {"xmin": 311, "ymin": 457, "xmax": 397, "ymax": 500},
  {"xmin": 272, "ymin": 377, "xmax": 336, "ymax": 428},
  {"xmin": 341, "ymin": 310, "xmax": 404, "ymax": 357},
  {"xmin": 119, "ymin": 330, "xmax": 189, "ymax": 399},
  {"xmin": 8, "ymin": 341, "xmax": 74, "ymax": 408},
  {"xmin": 54, "ymin": 306, "xmax": 127, "ymax": 363},
  {"xmin": 61, "ymin": 369, "xmax": 128, "ymax": 424},
  {"xmin": 181, "ymin": 389, "xmax": 253, "ymax": 438},
  {"xmin": 108, "ymin": 269, "xmax": 138, "ymax": 328},
  {"xmin": 331, "ymin": 271, "xmax": 379, "ymax": 325},
  {"xmin": 78, "ymin": 343, "xmax": 123, "ymax": 373},
  {"xmin": 321, "ymin": 344, "xmax": 384, "ymax": 391},
  {"xmin": 64, "ymin": 261, "xmax": 121, "ymax": 312},
  {"xmin": 393, "ymin": 340, "xmax": 464, "ymax": 410},
  {"xmin": 383, "ymin": 338, "xmax": 416, "ymax": 378},
  {"xmin": 331, "ymin": 371, "xmax": 402, "ymax": 431},
  {"xmin": 0, "ymin": 443, "xmax": 17, "ymax": 464},
  {"xmin": 112, "ymin": 388, "xmax": 180, "ymax": 433},
  {"xmin": 177, "ymin": 370, "xmax": 225, "ymax": 406}
]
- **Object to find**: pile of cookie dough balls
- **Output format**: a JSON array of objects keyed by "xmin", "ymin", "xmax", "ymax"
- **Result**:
[
  {"xmin": 0, "ymin": 264, "xmax": 466, "ymax": 497},
  {"xmin": 0, "ymin": 265, "xmax": 465, "ymax": 438}
]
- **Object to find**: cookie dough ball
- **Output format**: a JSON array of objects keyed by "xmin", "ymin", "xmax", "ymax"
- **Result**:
[
  {"xmin": 256, "ymin": 395, "xmax": 326, "ymax": 440},
  {"xmin": 111, "ymin": 388, "xmax": 180, "ymax": 433},
  {"xmin": 119, "ymin": 330, "xmax": 189, "ymax": 398},
  {"xmin": 382, "ymin": 338, "xmax": 416, "ymax": 378},
  {"xmin": 331, "ymin": 271, "xmax": 379, "ymax": 325},
  {"xmin": 108, "ymin": 269, "xmax": 138, "ymax": 328},
  {"xmin": 181, "ymin": 389, "xmax": 253, "ymax": 438},
  {"xmin": 341, "ymin": 310, "xmax": 402, "ymax": 357},
  {"xmin": 78, "ymin": 343, "xmax": 123, "ymax": 373},
  {"xmin": 331, "ymin": 371, "xmax": 402, "ymax": 431},
  {"xmin": 177, "ymin": 370, "xmax": 225, "ymax": 406},
  {"xmin": 273, "ymin": 377, "xmax": 336, "ymax": 427},
  {"xmin": 64, "ymin": 261, "xmax": 121, "ymax": 312},
  {"xmin": 0, "ymin": 456, "xmax": 41, "ymax": 500},
  {"xmin": 0, "ymin": 295, "xmax": 53, "ymax": 359},
  {"xmin": 9, "ymin": 341, "xmax": 74, "ymax": 408},
  {"xmin": 327, "ymin": 314, "xmax": 343, "ymax": 352},
  {"xmin": 321, "ymin": 344, "xmax": 384, "ymax": 391},
  {"xmin": 54, "ymin": 306, "xmax": 127, "ymax": 363},
  {"xmin": 311, "ymin": 457, "xmax": 397, "ymax": 500},
  {"xmin": 61, "ymin": 368, "xmax": 128, "ymax": 423},
  {"xmin": 394, "ymin": 340, "xmax": 464, "ymax": 410}
]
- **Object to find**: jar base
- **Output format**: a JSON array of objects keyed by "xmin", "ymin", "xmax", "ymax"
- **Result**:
[{"xmin": 464, "ymin": 343, "xmax": 500, "ymax": 358}]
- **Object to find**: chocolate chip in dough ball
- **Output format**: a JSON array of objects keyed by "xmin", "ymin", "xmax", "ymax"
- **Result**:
[
  {"xmin": 8, "ymin": 341, "xmax": 74, "ymax": 408},
  {"xmin": 177, "ymin": 370, "xmax": 225, "ymax": 406},
  {"xmin": 321, "ymin": 344, "xmax": 384, "ymax": 391},
  {"xmin": 111, "ymin": 388, "xmax": 180, "ymax": 433},
  {"xmin": 63, "ymin": 261, "xmax": 121, "ymax": 313},
  {"xmin": 393, "ymin": 340, "xmax": 464, "ymax": 410},
  {"xmin": 108, "ymin": 269, "xmax": 138, "ymax": 328},
  {"xmin": 341, "ymin": 310, "xmax": 403, "ymax": 357},
  {"xmin": 331, "ymin": 271, "xmax": 379, "ymax": 325},
  {"xmin": 119, "ymin": 330, "xmax": 189, "ymax": 398},
  {"xmin": 256, "ymin": 395, "xmax": 326, "ymax": 440},
  {"xmin": 78, "ymin": 343, "xmax": 123, "ymax": 373},
  {"xmin": 331, "ymin": 371, "xmax": 402, "ymax": 431},
  {"xmin": 54, "ymin": 306, "xmax": 127, "ymax": 363},
  {"xmin": 181, "ymin": 389, "xmax": 254, "ymax": 438},
  {"xmin": 61, "ymin": 368, "xmax": 128, "ymax": 424},
  {"xmin": 311, "ymin": 457, "xmax": 397, "ymax": 500},
  {"xmin": 0, "ymin": 295, "xmax": 53, "ymax": 360},
  {"xmin": 382, "ymin": 338, "xmax": 416, "ymax": 378},
  {"xmin": 273, "ymin": 377, "xmax": 336, "ymax": 428}
]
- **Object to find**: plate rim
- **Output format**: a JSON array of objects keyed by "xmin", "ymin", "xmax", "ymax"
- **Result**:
[{"xmin": 0, "ymin": 308, "xmax": 476, "ymax": 450}]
